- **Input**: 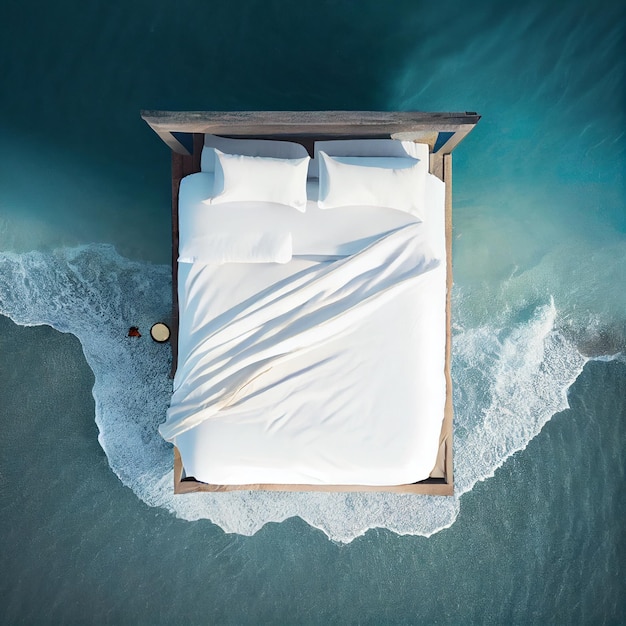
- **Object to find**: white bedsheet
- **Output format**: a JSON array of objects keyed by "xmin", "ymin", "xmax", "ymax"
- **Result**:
[
  {"xmin": 162, "ymin": 167, "xmax": 448, "ymax": 486},
  {"xmin": 163, "ymin": 221, "xmax": 447, "ymax": 486}
]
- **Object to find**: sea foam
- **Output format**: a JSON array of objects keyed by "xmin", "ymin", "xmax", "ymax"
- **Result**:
[{"xmin": 0, "ymin": 245, "xmax": 589, "ymax": 543}]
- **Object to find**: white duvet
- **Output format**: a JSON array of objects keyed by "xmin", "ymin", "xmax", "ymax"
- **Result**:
[{"xmin": 161, "ymin": 223, "xmax": 447, "ymax": 486}]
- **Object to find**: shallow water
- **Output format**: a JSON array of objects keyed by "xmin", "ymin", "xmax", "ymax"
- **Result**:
[{"xmin": 1, "ymin": 0, "xmax": 624, "ymax": 622}]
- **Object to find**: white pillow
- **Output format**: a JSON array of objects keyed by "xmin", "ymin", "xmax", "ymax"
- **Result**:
[
  {"xmin": 310, "ymin": 139, "xmax": 429, "ymax": 178},
  {"xmin": 201, "ymin": 135, "xmax": 309, "ymax": 172},
  {"xmin": 179, "ymin": 231, "xmax": 292, "ymax": 265},
  {"xmin": 317, "ymin": 152, "xmax": 428, "ymax": 219},
  {"xmin": 206, "ymin": 150, "xmax": 310, "ymax": 212}
]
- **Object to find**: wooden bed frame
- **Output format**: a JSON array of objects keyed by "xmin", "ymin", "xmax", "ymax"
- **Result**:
[{"xmin": 141, "ymin": 110, "xmax": 480, "ymax": 496}]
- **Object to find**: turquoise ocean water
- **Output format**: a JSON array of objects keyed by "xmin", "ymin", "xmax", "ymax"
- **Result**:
[{"xmin": 1, "ymin": 1, "xmax": 624, "ymax": 623}]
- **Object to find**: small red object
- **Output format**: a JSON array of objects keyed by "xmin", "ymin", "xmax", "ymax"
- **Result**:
[{"xmin": 128, "ymin": 326, "xmax": 141, "ymax": 338}]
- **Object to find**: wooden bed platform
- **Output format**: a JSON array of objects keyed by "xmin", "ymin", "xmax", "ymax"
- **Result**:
[{"xmin": 141, "ymin": 110, "xmax": 480, "ymax": 496}]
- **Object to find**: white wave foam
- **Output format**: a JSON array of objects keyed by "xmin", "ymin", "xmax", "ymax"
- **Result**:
[
  {"xmin": 592, "ymin": 352, "xmax": 625, "ymax": 363},
  {"xmin": 452, "ymin": 299, "xmax": 587, "ymax": 494},
  {"xmin": 0, "ymin": 246, "xmax": 590, "ymax": 543}
]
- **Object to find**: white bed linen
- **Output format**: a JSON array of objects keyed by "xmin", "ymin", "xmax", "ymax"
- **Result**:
[
  {"xmin": 162, "ymin": 172, "xmax": 448, "ymax": 486},
  {"xmin": 166, "ymin": 224, "xmax": 446, "ymax": 485}
]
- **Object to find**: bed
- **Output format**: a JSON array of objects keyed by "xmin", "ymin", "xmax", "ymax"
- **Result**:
[{"xmin": 141, "ymin": 111, "xmax": 480, "ymax": 495}]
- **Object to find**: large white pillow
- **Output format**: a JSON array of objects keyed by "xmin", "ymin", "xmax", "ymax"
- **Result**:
[
  {"xmin": 201, "ymin": 135, "xmax": 309, "ymax": 172},
  {"xmin": 179, "ymin": 231, "xmax": 292, "ymax": 265},
  {"xmin": 310, "ymin": 139, "xmax": 429, "ymax": 178},
  {"xmin": 206, "ymin": 150, "xmax": 310, "ymax": 212},
  {"xmin": 317, "ymin": 152, "xmax": 428, "ymax": 219}
]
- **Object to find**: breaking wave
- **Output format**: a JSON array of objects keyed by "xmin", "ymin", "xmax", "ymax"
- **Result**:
[{"xmin": 0, "ymin": 245, "xmax": 591, "ymax": 543}]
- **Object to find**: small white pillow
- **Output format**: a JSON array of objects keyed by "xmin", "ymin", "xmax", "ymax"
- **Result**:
[
  {"xmin": 179, "ymin": 231, "xmax": 292, "ymax": 265},
  {"xmin": 206, "ymin": 150, "xmax": 310, "ymax": 212},
  {"xmin": 201, "ymin": 135, "xmax": 309, "ymax": 172},
  {"xmin": 318, "ymin": 152, "xmax": 428, "ymax": 219}
]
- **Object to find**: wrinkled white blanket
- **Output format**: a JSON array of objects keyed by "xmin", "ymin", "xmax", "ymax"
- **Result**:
[{"xmin": 163, "ymin": 223, "xmax": 447, "ymax": 485}]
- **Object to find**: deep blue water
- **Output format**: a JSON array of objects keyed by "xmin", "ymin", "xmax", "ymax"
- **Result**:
[{"xmin": 1, "ymin": 0, "xmax": 624, "ymax": 623}]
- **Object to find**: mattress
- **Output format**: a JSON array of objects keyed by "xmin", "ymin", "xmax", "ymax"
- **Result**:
[{"xmin": 161, "ymin": 168, "xmax": 448, "ymax": 486}]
